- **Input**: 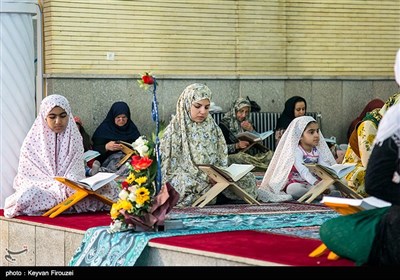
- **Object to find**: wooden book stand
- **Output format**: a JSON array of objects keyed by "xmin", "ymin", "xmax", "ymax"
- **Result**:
[
  {"xmin": 116, "ymin": 143, "xmax": 135, "ymax": 168},
  {"xmin": 297, "ymin": 165, "xmax": 362, "ymax": 204},
  {"xmin": 192, "ymin": 165, "xmax": 260, "ymax": 208},
  {"xmin": 42, "ymin": 177, "xmax": 114, "ymax": 218}
]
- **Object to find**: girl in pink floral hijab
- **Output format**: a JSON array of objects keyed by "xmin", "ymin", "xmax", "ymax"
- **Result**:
[{"xmin": 4, "ymin": 94, "xmax": 118, "ymax": 218}]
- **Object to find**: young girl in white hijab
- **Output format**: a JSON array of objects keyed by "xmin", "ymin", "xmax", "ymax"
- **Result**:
[{"xmin": 257, "ymin": 116, "xmax": 336, "ymax": 202}]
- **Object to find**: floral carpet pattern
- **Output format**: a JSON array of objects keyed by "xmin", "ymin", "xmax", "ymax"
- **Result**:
[
  {"xmin": 263, "ymin": 225, "xmax": 321, "ymax": 240},
  {"xmin": 169, "ymin": 201, "xmax": 330, "ymax": 218}
]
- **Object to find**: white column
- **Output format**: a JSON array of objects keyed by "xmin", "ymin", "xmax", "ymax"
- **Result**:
[{"xmin": 0, "ymin": 0, "xmax": 39, "ymax": 208}]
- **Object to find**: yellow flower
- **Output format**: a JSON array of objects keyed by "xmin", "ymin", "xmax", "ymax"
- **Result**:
[
  {"xmin": 126, "ymin": 172, "xmax": 136, "ymax": 185},
  {"xmin": 110, "ymin": 203, "xmax": 121, "ymax": 219},
  {"xmin": 135, "ymin": 187, "xmax": 150, "ymax": 205},
  {"xmin": 135, "ymin": 176, "xmax": 147, "ymax": 186},
  {"xmin": 111, "ymin": 199, "xmax": 134, "ymax": 219},
  {"xmin": 119, "ymin": 200, "xmax": 133, "ymax": 211}
]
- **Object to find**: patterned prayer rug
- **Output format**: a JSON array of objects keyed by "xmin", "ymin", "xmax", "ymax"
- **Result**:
[
  {"xmin": 169, "ymin": 201, "xmax": 331, "ymax": 219},
  {"xmin": 262, "ymin": 225, "xmax": 321, "ymax": 239}
]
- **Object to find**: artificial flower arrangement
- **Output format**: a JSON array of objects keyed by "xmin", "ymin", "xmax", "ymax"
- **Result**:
[
  {"xmin": 108, "ymin": 72, "xmax": 179, "ymax": 233},
  {"xmin": 108, "ymin": 136, "xmax": 156, "ymax": 233}
]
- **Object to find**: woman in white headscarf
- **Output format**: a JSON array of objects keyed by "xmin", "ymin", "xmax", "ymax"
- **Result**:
[
  {"xmin": 160, "ymin": 83, "xmax": 257, "ymax": 207},
  {"xmin": 4, "ymin": 94, "xmax": 119, "ymax": 218},
  {"xmin": 257, "ymin": 115, "xmax": 336, "ymax": 202}
]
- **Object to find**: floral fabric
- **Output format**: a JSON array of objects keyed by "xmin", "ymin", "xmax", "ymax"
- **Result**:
[
  {"xmin": 4, "ymin": 94, "xmax": 118, "ymax": 218},
  {"xmin": 160, "ymin": 83, "xmax": 257, "ymax": 207},
  {"xmin": 342, "ymin": 93, "xmax": 400, "ymax": 197},
  {"xmin": 346, "ymin": 99, "xmax": 384, "ymax": 141},
  {"xmin": 342, "ymin": 120, "xmax": 378, "ymax": 196}
]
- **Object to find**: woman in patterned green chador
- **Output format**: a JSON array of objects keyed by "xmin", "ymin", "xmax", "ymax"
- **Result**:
[{"xmin": 160, "ymin": 83, "xmax": 258, "ymax": 207}]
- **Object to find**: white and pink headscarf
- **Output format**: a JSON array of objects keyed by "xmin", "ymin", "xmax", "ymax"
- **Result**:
[
  {"xmin": 4, "ymin": 94, "xmax": 85, "ymax": 217},
  {"xmin": 15, "ymin": 94, "xmax": 84, "ymax": 184}
]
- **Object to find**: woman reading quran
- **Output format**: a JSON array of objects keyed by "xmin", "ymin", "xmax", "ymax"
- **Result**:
[{"xmin": 4, "ymin": 94, "xmax": 119, "ymax": 218}]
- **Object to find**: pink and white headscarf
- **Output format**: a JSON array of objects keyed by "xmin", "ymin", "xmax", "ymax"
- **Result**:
[
  {"xmin": 15, "ymin": 94, "xmax": 84, "ymax": 183},
  {"xmin": 4, "ymin": 94, "xmax": 85, "ymax": 217}
]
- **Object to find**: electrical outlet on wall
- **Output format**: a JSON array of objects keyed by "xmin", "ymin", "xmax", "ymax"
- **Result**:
[{"xmin": 106, "ymin": 52, "xmax": 115, "ymax": 60}]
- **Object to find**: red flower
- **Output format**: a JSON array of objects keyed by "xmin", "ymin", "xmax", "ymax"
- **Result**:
[
  {"xmin": 121, "ymin": 181, "xmax": 130, "ymax": 189},
  {"xmin": 142, "ymin": 73, "xmax": 154, "ymax": 85},
  {"xmin": 131, "ymin": 155, "xmax": 153, "ymax": 170}
]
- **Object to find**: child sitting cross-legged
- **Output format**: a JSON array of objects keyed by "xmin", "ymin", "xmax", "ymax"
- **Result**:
[{"xmin": 257, "ymin": 116, "xmax": 339, "ymax": 202}]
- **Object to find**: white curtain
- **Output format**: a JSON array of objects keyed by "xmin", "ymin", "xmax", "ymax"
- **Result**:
[{"xmin": 0, "ymin": 0, "xmax": 38, "ymax": 208}]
